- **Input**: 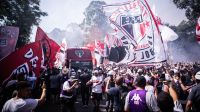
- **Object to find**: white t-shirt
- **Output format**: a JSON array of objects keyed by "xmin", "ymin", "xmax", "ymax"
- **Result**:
[
  {"xmin": 60, "ymin": 81, "xmax": 73, "ymax": 98},
  {"xmin": 2, "ymin": 98, "xmax": 38, "ymax": 112},
  {"xmin": 91, "ymin": 75, "xmax": 103, "ymax": 93},
  {"xmin": 145, "ymin": 85, "xmax": 155, "ymax": 93}
]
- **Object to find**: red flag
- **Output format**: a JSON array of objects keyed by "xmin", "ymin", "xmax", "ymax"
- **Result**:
[
  {"xmin": 0, "ymin": 26, "xmax": 19, "ymax": 60},
  {"xmin": 35, "ymin": 27, "xmax": 60, "ymax": 68},
  {"xmin": 0, "ymin": 41, "xmax": 42, "ymax": 85}
]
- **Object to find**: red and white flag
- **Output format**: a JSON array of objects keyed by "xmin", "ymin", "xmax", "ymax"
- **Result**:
[
  {"xmin": 95, "ymin": 40, "xmax": 105, "ymax": 56},
  {"xmin": 196, "ymin": 17, "xmax": 200, "ymax": 44},
  {"xmin": 54, "ymin": 38, "xmax": 67, "ymax": 69},
  {"xmin": 104, "ymin": 33, "xmax": 123, "ymax": 48},
  {"xmin": 35, "ymin": 27, "xmax": 60, "ymax": 68},
  {"xmin": 94, "ymin": 40, "xmax": 105, "ymax": 66},
  {"xmin": 103, "ymin": 0, "xmax": 167, "ymax": 65},
  {"xmin": 0, "ymin": 26, "xmax": 19, "ymax": 60},
  {"xmin": 0, "ymin": 41, "xmax": 42, "ymax": 85}
]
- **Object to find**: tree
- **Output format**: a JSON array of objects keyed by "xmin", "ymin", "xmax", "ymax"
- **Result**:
[
  {"xmin": 173, "ymin": 0, "xmax": 200, "ymax": 22},
  {"xmin": 0, "ymin": 0, "xmax": 47, "ymax": 48},
  {"xmin": 172, "ymin": 1, "xmax": 200, "ymax": 44},
  {"xmin": 80, "ymin": 1, "xmax": 110, "ymax": 43}
]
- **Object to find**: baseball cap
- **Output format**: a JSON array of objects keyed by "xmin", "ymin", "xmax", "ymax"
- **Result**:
[
  {"xmin": 93, "ymin": 70, "xmax": 99, "ymax": 74},
  {"xmin": 107, "ymin": 70, "xmax": 115, "ymax": 76},
  {"xmin": 195, "ymin": 71, "xmax": 200, "ymax": 80},
  {"xmin": 113, "ymin": 67, "xmax": 119, "ymax": 71},
  {"xmin": 137, "ymin": 69, "xmax": 143, "ymax": 73},
  {"xmin": 68, "ymin": 75, "xmax": 78, "ymax": 81}
]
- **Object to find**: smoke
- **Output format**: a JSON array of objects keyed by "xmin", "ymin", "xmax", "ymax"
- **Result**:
[
  {"xmin": 47, "ymin": 1, "xmax": 109, "ymax": 47},
  {"xmin": 65, "ymin": 23, "xmax": 85, "ymax": 47},
  {"xmin": 168, "ymin": 39, "xmax": 200, "ymax": 63},
  {"xmin": 158, "ymin": 24, "xmax": 200, "ymax": 63},
  {"xmin": 48, "ymin": 23, "xmax": 85, "ymax": 47}
]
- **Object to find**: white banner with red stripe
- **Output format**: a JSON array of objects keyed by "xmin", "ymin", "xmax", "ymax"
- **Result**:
[{"xmin": 103, "ymin": 0, "xmax": 167, "ymax": 65}]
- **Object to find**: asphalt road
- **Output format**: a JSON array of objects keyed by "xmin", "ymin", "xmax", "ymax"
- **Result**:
[{"xmin": 35, "ymin": 95, "xmax": 107, "ymax": 112}]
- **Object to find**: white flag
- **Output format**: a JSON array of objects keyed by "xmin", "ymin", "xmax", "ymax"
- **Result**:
[
  {"xmin": 103, "ymin": 0, "xmax": 167, "ymax": 65},
  {"xmin": 54, "ymin": 38, "xmax": 67, "ymax": 69}
]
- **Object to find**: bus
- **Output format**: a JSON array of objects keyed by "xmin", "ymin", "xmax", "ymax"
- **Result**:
[{"xmin": 65, "ymin": 47, "xmax": 93, "ymax": 70}]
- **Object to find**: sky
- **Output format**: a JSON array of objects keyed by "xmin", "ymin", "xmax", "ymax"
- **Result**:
[{"xmin": 31, "ymin": 0, "xmax": 187, "ymax": 40}]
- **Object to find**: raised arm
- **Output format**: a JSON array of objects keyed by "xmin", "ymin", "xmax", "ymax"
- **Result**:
[{"xmin": 37, "ymin": 82, "xmax": 46, "ymax": 105}]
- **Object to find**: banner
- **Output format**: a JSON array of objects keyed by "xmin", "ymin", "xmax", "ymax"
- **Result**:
[
  {"xmin": 0, "ymin": 41, "xmax": 42, "ymax": 85},
  {"xmin": 35, "ymin": 27, "xmax": 60, "ymax": 68},
  {"xmin": 103, "ymin": 0, "xmax": 166, "ymax": 65},
  {"xmin": 196, "ymin": 17, "xmax": 200, "ymax": 44},
  {"xmin": 0, "ymin": 26, "xmax": 19, "ymax": 60}
]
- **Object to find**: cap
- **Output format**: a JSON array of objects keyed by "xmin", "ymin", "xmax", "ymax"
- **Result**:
[
  {"xmin": 107, "ymin": 70, "xmax": 115, "ymax": 76},
  {"xmin": 68, "ymin": 75, "xmax": 78, "ymax": 81},
  {"xmin": 120, "ymin": 69, "xmax": 126, "ymax": 73},
  {"xmin": 137, "ymin": 69, "xmax": 143, "ymax": 73},
  {"xmin": 93, "ymin": 70, "xmax": 99, "ymax": 74},
  {"xmin": 195, "ymin": 71, "xmax": 200, "ymax": 80},
  {"xmin": 77, "ymin": 69, "xmax": 81, "ymax": 73},
  {"xmin": 71, "ymin": 71, "xmax": 76, "ymax": 75},
  {"xmin": 113, "ymin": 67, "xmax": 119, "ymax": 71}
]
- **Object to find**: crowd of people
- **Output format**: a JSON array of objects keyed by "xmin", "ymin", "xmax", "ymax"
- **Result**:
[{"xmin": 0, "ymin": 62, "xmax": 200, "ymax": 112}]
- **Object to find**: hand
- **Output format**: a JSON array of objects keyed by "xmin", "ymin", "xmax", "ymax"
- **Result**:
[
  {"xmin": 108, "ymin": 78, "xmax": 111, "ymax": 83},
  {"xmin": 41, "ymin": 82, "xmax": 46, "ymax": 90},
  {"xmin": 73, "ymin": 81, "xmax": 78, "ymax": 87},
  {"xmin": 178, "ymin": 80, "xmax": 182, "ymax": 84},
  {"xmin": 95, "ymin": 80, "xmax": 99, "ymax": 83},
  {"xmin": 86, "ymin": 80, "xmax": 92, "ymax": 85}
]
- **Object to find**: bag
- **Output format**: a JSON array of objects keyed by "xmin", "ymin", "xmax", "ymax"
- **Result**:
[{"xmin": 174, "ymin": 100, "xmax": 183, "ymax": 112}]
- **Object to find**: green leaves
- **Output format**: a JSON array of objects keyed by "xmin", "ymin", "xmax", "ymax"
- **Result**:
[
  {"xmin": 0, "ymin": 0, "xmax": 47, "ymax": 48},
  {"xmin": 173, "ymin": 0, "xmax": 200, "ymax": 21}
]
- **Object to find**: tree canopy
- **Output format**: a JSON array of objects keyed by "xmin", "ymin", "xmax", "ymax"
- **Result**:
[
  {"xmin": 80, "ymin": 1, "xmax": 110, "ymax": 43},
  {"xmin": 0, "ymin": 0, "xmax": 47, "ymax": 48},
  {"xmin": 173, "ymin": 0, "xmax": 200, "ymax": 22}
]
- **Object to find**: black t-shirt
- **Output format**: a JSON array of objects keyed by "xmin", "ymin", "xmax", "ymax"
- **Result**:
[
  {"xmin": 171, "ymin": 81, "xmax": 187, "ymax": 100},
  {"xmin": 79, "ymin": 73, "xmax": 91, "ymax": 87},
  {"xmin": 157, "ymin": 91, "xmax": 174, "ymax": 112},
  {"xmin": 108, "ymin": 80, "xmax": 115, "ymax": 89},
  {"xmin": 118, "ymin": 85, "xmax": 129, "ymax": 107},
  {"xmin": 187, "ymin": 84, "xmax": 200, "ymax": 111},
  {"xmin": 60, "ymin": 74, "xmax": 69, "ymax": 84}
]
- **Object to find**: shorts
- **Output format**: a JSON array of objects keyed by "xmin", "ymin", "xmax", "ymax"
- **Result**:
[{"xmin": 91, "ymin": 92, "xmax": 102, "ymax": 101}]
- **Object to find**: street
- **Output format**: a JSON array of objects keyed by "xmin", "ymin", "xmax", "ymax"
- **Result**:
[{"xmin": 36, "ymin": 95, "xmax": 107, "ymax": 112}]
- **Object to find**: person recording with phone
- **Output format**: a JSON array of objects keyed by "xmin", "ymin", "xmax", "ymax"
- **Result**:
[{"xmin": 60, "ymin": 75, "xmax": 79, "ymax": 112}]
